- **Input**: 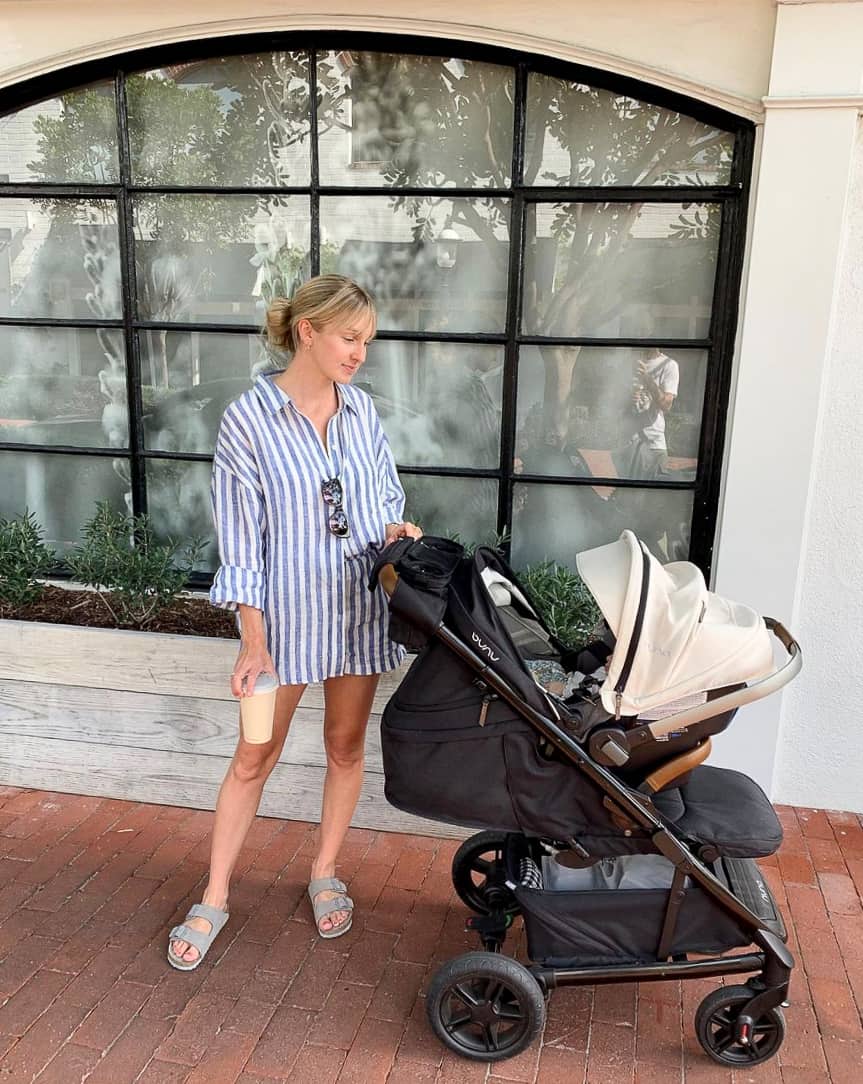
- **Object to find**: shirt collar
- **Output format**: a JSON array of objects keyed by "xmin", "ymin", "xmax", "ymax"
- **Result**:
[{"xmin": 253, "ymin": 371, "xmax": 358, "ymax": 416}]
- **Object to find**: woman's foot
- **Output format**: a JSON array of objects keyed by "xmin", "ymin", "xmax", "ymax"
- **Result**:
[
  {"xmin": 169, "ymin": 891, "xmax": 228, "ymax": 967},
  {"xmin": 309, "ymin": 864, "xmax": 353, "ymax": 937}
]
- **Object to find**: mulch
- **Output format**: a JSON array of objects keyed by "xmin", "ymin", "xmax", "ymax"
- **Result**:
[{"xmin": 0, "ymin": 584, "xmax": 240, "ymax": 638}]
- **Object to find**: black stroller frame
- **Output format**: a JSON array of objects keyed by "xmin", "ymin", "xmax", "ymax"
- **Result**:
[
  {"xmin": 372, "ymin": 539, "xmax": 802, "ymax": 1068},
  {"xmin": 439, "ymin": 619, "xmax": 793, "ymax": 979}
]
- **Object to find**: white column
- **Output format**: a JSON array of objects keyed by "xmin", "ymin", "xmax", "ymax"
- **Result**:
[{"xmin": 711, "ymin": 1, "xmax": 863, "ymax": 792}]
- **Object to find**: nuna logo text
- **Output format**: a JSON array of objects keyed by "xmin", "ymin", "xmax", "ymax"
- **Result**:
[{"xmin": 471, "ymin": 632, "xmax": 500, "ymax": 662}]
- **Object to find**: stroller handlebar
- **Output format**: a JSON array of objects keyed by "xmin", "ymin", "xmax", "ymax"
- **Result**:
[{"xmin": 646, "ymin": 617, "xmax": 802, "ymax": 741}]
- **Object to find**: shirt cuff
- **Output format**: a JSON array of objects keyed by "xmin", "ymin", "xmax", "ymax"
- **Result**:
[{"xmin": 209, "ymin": 565, "xmax": 265, "ymax": 612}]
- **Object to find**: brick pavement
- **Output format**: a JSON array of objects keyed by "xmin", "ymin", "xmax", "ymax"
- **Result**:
[{"xmin": 0, "ymin": 787, "xmax": 861, "ymax": 1082}]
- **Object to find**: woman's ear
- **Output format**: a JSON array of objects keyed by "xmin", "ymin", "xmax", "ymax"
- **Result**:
[{"xmin": 295, "ymin": 317, "xmax": 313, "ymax": 347}]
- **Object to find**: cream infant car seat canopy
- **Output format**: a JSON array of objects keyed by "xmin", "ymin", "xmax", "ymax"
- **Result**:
[{"xmin": 575, "ymin": 530, "xmax": 775, "ymax": 718}]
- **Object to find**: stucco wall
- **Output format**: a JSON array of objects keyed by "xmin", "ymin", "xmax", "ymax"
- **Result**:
[
  {"xmin": 772, "ymin": 120, "xmax": 863, "ymax": 813},
  {"xmin": 708, "ymin": 2, "xmax": 863, "ymax": 802},
  {"xmin": 0, "ymin": 1, "xmax": 776, "ymax": 117}
]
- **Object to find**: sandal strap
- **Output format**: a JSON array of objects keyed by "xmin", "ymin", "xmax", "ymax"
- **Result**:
[
  {"xmin": 168, "ymin": 904, "xmax": 230, "ymax": 958},
  {"xmin": 308, "ymin": 877, "xmax": 347, "ymax": 896},
  {"xmin": 186, "ymin": 903, "xmax": 230, "ymax": 927},
  {"xmin": 168, "ymin": 923, "xmax": 213, "ymax": 955},
  {"xmin": 311, "ymin": 895, "xmax": 353, "ymax": 920}
]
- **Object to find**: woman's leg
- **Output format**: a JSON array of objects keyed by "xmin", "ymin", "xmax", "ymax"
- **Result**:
[
  {"xmin": 169, "ymin": 682, "xmax": 306, "ymax": 964},
  {"xmin": 310, "ymin": 673, "xmax": 380, "ymax": 934}
]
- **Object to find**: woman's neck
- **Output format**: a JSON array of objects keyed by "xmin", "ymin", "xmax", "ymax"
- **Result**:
[{"xmin": 274, "ymin": 357, "xmax": 337, "ymax": 414}]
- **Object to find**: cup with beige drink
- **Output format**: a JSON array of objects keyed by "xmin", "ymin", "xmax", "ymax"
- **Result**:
[{"xmin": 239, "ymin": 672, "xmax": 280, "ymax": 743}]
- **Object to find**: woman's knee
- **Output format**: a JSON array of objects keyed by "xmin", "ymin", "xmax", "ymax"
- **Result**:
[
  {"xmin": 231, "ymin": 743, "xmax": 277, "ymax": 785},
  {"xmin": 323, "ymin": 734, "xmax": 365, "ymax": 771}
]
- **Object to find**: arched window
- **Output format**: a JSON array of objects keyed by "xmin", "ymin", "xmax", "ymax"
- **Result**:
[{"xmin": 0, "ymin": 35, "xmax": 751, "ymax": 577}]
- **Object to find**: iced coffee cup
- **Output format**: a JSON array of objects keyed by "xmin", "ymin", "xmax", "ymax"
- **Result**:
[{"xmin": 239, "ymin": 672, "xmax": 280, "ymax": 744}]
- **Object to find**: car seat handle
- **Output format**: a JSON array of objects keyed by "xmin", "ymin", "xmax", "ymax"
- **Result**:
[{"xmin": 645, "ymin": 618, "xmax": 802, "ymax": 741}]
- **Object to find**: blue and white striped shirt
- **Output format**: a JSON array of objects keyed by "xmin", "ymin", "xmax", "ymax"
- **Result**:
[{"xmin": 210, "ymin": 372, "xmax": 406, "ymax": 684}]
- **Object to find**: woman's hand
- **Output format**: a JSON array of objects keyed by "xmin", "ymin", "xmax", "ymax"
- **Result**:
[
  {"xmin": 231, "ymin": 641, "xmax": 277, "ymax": 699},
  {"xmin": 385, "ymin": 521, "xmax": 423, "ymax": 544},
  {"xmin": 232, "ymin": 607, "xmax": 276, "ymax": 697}
]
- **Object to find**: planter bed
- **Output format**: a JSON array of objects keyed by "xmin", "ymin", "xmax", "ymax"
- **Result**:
[{"xmin": 0, "ymin": 617, "xmax": 461, "ymax": 837}]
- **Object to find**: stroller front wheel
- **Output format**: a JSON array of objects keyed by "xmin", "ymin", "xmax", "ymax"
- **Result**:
[
  {"xmin": 426, "ymin": 951, "xmax": 546, "ymax": 1061},
  {"xmin": 695, "ymin": 985, "xmax": 786, "ymax": 1067},
  {"xmin": 451, "ymin": 831, "xmax": 519, "ymax": 916}
]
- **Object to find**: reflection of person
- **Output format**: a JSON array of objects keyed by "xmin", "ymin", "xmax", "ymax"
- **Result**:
[
  {"xmin": 168, "ymin": 275, "xmax": 421, "ymax": 968},
  {"xmin": 614, "ymin": 348, "xmax": 679, "ymax": 480}
]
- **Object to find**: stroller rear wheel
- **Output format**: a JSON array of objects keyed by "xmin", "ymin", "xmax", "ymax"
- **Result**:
[
  {"xmin": 426, "ymin": 951, "xmax": 546, "ymax": 1061},
  {"xmin": 695, "ymin": 985, "xmax": 786, "ymax": 1067},
  {"xmin": 451, "ymin": 831, "xmax": 519, "ymax": 916}
]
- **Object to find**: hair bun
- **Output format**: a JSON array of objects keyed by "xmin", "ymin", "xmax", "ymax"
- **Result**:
[{"xmin": 266, "ymin": 297, "xmax": 293, "ymax": 349}]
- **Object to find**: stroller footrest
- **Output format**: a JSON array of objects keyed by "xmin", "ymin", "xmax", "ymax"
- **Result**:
[{"xmin": 719, "ymin": 857, "xmax": 786, "ymax": 939}]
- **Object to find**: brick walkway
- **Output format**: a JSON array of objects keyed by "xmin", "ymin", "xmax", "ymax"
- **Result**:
[{"xmin": 0, "ymin": 788, "xmax": 861, "ymax": 1083}]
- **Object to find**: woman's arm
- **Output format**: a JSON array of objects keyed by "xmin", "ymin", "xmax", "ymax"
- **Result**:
[
  {"xmin": 210, "ymin": 408, "xmax": 276, "ymax": 695},
  {"xmin": 373, "ymin": 408, "xmax": 422, "ymax": 541}
]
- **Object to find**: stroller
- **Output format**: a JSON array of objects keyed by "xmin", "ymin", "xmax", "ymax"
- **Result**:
[{"xmin": 368, "ymin": 530, "xmax": 802, "ymax": 1068}]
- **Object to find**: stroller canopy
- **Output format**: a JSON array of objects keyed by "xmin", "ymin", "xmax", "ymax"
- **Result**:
[{"xmin": 576, "ymin": 530, "xmax": 774, "ymax": 718}]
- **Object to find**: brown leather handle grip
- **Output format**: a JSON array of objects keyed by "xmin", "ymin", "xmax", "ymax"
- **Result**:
[
  {"xmin": 642, "ymin": 738, "xmax": 713, "ymax": 794},
  {"xmin": 378, "ymin": 563, "xmax": 399, "ymax": 598}
]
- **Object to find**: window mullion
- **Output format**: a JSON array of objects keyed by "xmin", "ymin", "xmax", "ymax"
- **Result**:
[
  {"xmin": 689, "ymin": 150, "xmax": 751, "ymax": 575},
  {"xmin": 114, "ymin": 68, "xmax": 146, "ymax": 516},
  {"xmin": 496, "ymin": 62, "xmax": 528, "ymax": 556},
  {"xmin": 309, "ymin": 48, "xmax": 321, "ymax": 277}
]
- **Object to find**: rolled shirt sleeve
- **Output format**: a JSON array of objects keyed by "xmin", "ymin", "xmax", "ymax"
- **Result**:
[{"xmin": 210, "ymin": 410, "xmax": 267, "ymax": 612}]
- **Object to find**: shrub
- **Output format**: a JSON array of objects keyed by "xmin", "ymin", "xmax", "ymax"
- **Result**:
[
  {"xmin": 0, "ymin": 511, "xmax": 56, "ymax": 608},
  {"xmin": 518, "ymin": 560, "xmax": 602, "ymax": 650},
  {"xmin": 66, "ymin": 502, "xmax": 205, "ymax": 629}
]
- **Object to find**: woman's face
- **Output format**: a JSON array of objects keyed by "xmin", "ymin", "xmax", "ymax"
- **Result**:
[{"xmin": 304, "ymin": 314, "xmax": 375, "ymax": 384}]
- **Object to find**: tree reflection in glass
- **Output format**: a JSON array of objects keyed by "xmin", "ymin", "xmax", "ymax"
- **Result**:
[
  {"xmin": 316, "ymin": 52, "xmax": 514, "ymax": 341},
  {"xmin": 127, "ymin": 53, "xmax": 312, "ymax": 186}
]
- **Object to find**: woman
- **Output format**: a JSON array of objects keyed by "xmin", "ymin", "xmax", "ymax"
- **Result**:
[{"xmin": 168, "ymin": 275, "xmax": 421, "ymax": 968}]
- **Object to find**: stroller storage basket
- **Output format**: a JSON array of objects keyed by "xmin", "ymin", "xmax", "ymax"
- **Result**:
[{"xmin": 513, "ymin": 853, "xmax": 749, "ymax": 967}]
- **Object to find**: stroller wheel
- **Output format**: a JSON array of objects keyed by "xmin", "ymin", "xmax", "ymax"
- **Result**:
[
  {"xmin": 695, "ymin": 985, "xmax": 786, "ymax": 1067},
  {"xmin": 451, "ymin": 831, "xmax": 519, "ymax": 916},
  {"xmin": 426, "ymin": 951, "xmax": 546, "ymax": 1061}
]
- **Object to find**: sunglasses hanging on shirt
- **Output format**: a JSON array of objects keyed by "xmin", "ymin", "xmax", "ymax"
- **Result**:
[{"xmin": 321, "ymin": 476, "xmax": 350, "ymax": 538}]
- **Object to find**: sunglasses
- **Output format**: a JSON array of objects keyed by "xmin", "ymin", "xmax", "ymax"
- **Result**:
[{"xmin": 321, "ymin": 476, "xmax": 350, "ymax": 538}]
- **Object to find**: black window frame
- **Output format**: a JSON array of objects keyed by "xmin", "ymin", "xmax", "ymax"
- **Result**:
[{"xmin": 0, "ymin": 32, "xmax": 755, "ymax": 583}]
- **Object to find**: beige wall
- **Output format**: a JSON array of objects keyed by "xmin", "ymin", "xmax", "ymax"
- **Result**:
[
  {"xmin": 0, "ymin": 1, "xmax": 776, "ymax": 117},
  {"xmin": 712, "ymin": 0, "xmax": 863, "ymax": 805}
]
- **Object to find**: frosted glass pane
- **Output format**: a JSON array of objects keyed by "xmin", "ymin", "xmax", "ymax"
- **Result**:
[
  {"xmin": 128, "ymin": 53, "xmax": 311, "ymax": 186},
  {"xmin": 511, "ymin": 483, "xmax": 693, "ymax": 570},
  {"xmin": 134, "ymin": 194, "xmax": 310, "ymax": 324},
  {"xmin": 525, "ymin": 74, "xmax": 733, "ymax": 187},
  {"xmin": 361, "ymin": 340, "xmax": 502, "ymax": 468},
  {"xmin": 0, "ymin": 82, "xmax": 118, "ymax": 183},
  {"xmin": 317, "ymin": 52, "xmax": 513, "ymax": 187},
  {"xmin": 0, "ymin": 451, "xmax": 129, "ymax": 555},
  {"xmin": 0, "ymin": 199, "xmax": 121, "ymax": 320},
  {"xmin": 321, "ymin": 195, "xmax": 510, "ymax": 333},
  {"xmin": 0, "ymin": 326, "xmax": 128, "ymax": 449},
  {"xmin": 516, "ymin": 345, "xmax": 706, "ymax": 481},
  {"xmin": 140, "ymin": 331, "xmax": 270, "ymax": 454},
  {"xmin": 146, "ymin": 459, "xmax": 218, "ymax": 572},
  {"xmin": 401, "ymin": 474, "xmax": 498, "ymax": 549},
  {"xmin": 522, "ymin": 202, "xmax": 719, "ymax": 339}
]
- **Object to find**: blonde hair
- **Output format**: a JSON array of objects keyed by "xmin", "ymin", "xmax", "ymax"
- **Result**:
[{"xmin": 266, "ymin": 275, "xmax": 376, "ymax": 354}]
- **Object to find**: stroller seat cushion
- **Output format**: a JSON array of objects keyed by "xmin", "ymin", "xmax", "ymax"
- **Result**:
[{"xmin": 653, "ymin": 765, "xmax": 782, "ymax": 858}]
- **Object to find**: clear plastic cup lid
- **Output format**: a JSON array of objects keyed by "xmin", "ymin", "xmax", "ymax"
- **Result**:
[{"xmin": 246, "ymin": 672, "xmax": 280, "ymax": 695}]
